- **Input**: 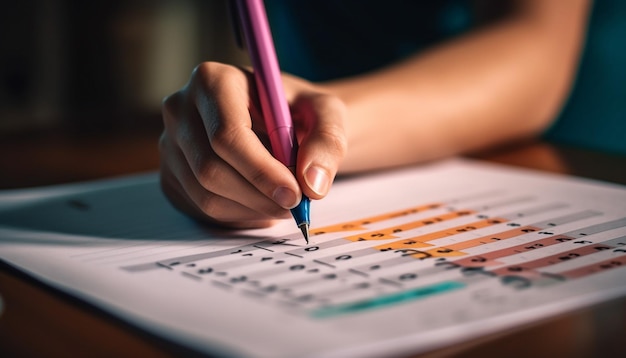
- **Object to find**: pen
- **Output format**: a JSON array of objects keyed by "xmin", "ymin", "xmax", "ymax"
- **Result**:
[{"xmin": 234, "ymin": 0, "xmax": 311, "ymax": 243}]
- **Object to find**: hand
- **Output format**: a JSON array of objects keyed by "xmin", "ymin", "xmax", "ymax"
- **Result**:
[{"xmin": 160, "ymin": 62, "xmax": 347, "ymax": 229}]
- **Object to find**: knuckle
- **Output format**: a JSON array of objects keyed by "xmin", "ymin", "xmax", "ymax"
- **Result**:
[
  {"xmin": 327, "ymin": 129, "xmax": 349, "ymax": 158},
  {"xmin": 318, "ymin": 128, "xmax": 348, "ymax": 159},
  {"xmin": 206, "ymin": 120, "xmax": 223, "ymax": 149},
  {"xmin": 192, "ymin": 61, "xmax": 241, "ymax": 90},
  {"xmin": 161, "ymin": 91, "xmax": 183, "ymax": 127},
  {"xmin": 188, "ymin": 62, "xmax": 251, "ymax": 155},
  {"xmin": 195, "ymin": 157, "xmax": 220, "ymax": 190},
  {"xmin": 209, "ymin": 124, "xmax": 241, "ymax": 154},
  {"xmin": 318, "ymin": 93, "xmax": 347, "ymax": 114},
  {"xmin": 248, "ymin": 166, "xmax": 271, "ymax": 189},
  {"xmin": 191, "ymin": 63, "xmax": 247, "ymax": 142},
  {"xmin": 295, "ymin": 93, "xmax": 348, "ymax": 158},
  {"xmin": 190, "ymin": 62, "xmax": 215, "ymax": 84},
  {"xmin": 197, "ymin": 192, "xmax": 221, "ymax": 219},
  {"xmin": 316, "ymin": 95, "xmax": 348, "ymax": 158}
]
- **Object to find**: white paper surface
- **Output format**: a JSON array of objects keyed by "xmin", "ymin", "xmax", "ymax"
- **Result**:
[{"xmin": 1, "ymin": 158, "xmax": 626, "ymax": 357}]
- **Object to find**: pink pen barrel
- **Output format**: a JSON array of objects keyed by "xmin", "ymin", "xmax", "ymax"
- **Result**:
[{"xmin": 235, "ymin": 0, "xmax": 296, "ymax": 167}]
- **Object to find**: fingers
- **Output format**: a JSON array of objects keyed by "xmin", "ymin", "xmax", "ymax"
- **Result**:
[
  {"xmin": 160, "ymin": 61, "xmax": 348, "ymax": 229},
  {"xmin": 163, "ymin": 89, "xmax": 287, "ymax": 215},
  {"xmin": 189, "ymin": 63, "xmax": 303, "ymax": 209},
  {"xmin": 159, "ymin": 132, "xmax": 287, "ymax": 228},
  {"xmin": 292, "ymin": 93, "xmax": 348, "ymax": 200},
  {"xmin": 161, "ymin": 64, "xmax": 296, "ymax": 228}
]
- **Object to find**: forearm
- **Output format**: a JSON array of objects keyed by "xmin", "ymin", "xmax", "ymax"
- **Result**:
[{"xmin": 322, "ymin": 0, "xmax": 590, "ymax": 173}]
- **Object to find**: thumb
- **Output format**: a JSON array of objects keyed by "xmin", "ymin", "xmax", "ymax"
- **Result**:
[{"xmin": 293, "ymin": 93, "xmax": 348, "ymax": 200}]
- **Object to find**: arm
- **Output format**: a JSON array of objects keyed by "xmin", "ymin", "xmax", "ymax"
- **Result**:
[
  {"xmin": 159, "ymin": 0, "xmax": 590, "ymax": 229},
  {"xmin": 321, "ymin": 0, "xmax": 591, "ymax": 173}
]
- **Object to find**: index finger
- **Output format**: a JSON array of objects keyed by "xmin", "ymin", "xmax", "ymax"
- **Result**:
[{"xmin": 191, "ymin": 63, "xmax": 302, "ymax": 209}]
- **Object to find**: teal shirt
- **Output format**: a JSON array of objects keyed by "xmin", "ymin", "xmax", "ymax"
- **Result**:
[
  {"xmin": 266, "ymin": 0, "xmax": 474, "ymax": 81},
  {"xmin": 266, "ymin": 0, "xmax": 626, "ymax": 156},
  {"xmin": 544, "ymin": 0, "xmax": 626, "ymax": 156}
]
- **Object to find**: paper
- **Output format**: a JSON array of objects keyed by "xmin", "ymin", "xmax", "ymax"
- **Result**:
[{"xmin": 1, "ymin": 159, "xmax": 626, "ymax": 357}]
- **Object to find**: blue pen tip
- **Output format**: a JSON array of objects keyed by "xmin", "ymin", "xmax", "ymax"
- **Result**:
[
  {"xmin": 298, "ymin": 223, "xmax": 310, "ymax": 244},
  {"xmin": 291, "ymin": 196, "xmax": 311, "ymax": 243}
]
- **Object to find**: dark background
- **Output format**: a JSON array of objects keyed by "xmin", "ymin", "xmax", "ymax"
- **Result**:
[
  {"xmin": 0, "ymin": 0, "xmax": 243, "ymax": 134},
  {"xmin": 0, "ymin": 0, "xmax": 624, "ymax": 188}
]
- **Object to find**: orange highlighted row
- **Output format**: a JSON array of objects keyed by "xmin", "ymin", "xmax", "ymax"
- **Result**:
[
  {"xmin": 373, "ymin": 217, "xmax": 507, "ymax": 258},
  {"xmin": 311, "ymin": 203, "xmax": 443, "ymax": 235},
  {"xmin": 423, "ymin": 225, "xmax": 541, "ymax": 258},
  {"xmin": 344, "ymin": 210, "xmax": 475, "ymax": 242},
  {"xmin": 455, "ymin": 234, "xmax": 577, "ymax": 267}
]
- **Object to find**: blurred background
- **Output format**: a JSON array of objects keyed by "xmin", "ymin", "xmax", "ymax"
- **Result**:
[
  {"xmin": 0, "ymin": 0, "xmax": 244, "ymax": 134},
  {"xmin": 0, "ymin": 0, "xmax": 624, "ymax": 190},
  {"xmin": 0, "ymin": 0, "xmax": 248, "ymax": 189}
]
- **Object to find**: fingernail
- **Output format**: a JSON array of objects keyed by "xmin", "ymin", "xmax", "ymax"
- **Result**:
[
  {"xmin": 273, "ymin": 187, "xmax": 299, "ymax": 209},
  {"xmin": 304, "ymin": 165, "xmax": 330, "ymax": 196}
]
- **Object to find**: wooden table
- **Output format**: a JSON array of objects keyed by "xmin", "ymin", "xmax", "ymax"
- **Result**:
[{"xmin": 1, "ymin": 123, "xmax": 625, "ymax": 357}]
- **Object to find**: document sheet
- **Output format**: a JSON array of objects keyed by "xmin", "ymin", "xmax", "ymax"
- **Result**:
[{"xmin": 1, "ymin": 159, "xmax": 626, "ymax": 357}]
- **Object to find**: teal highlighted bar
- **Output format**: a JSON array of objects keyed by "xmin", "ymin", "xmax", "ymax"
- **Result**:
[{"xmin": 310, "ymin": 281, "xmax": 465, "ymax": 319}]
